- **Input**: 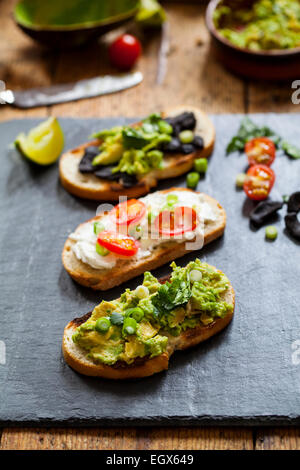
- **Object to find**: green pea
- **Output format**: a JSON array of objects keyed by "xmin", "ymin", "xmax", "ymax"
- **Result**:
[
  {"xmin": 95, "ymin": 317, "xmax": 111, "ymax": 334},
  {"xmin": 179, "ymin": 130, "xmax": 194, "ymax": 144},
  {"xmin": 147, "ymin": 149, "xmax": 163, "ymax": 159},
  {"xmin": 166, "ymin": 194, "xmax": 179, "ymax": 206},
  {"xmin": 125, "ymin": 307, "xmax": 144, "ymax": 323},
  {"xmin": 186, "ymin": 172, "xmax": 200, "ymax": 189},
  {"xmin": 265, "ymin": 225, "xmax": 278, "ymax": 240},
  {"xmin": 158, "ymin": 120, "xmax": 173, "ymax": 135},
  {"xmin": 194, "ymin": 158, "xmax": 208, "ymax": 174},
  {"xmin": 123, "ymin": 317, "xmax": 137, "ymax": 335},
  {"xmin": 96, "ymin": 242, "xmax": 109, "ymax": 256},
  {"xmin": 110, "ymin": 311, "xmax": 124, "ymax": 326},
  {"xmin": 235, "ymin": 173, "xmax": 247, "ymax": 188},
  {"xmin": 94, "ymin": 221, "xmax": 105, "ymax": 235}
]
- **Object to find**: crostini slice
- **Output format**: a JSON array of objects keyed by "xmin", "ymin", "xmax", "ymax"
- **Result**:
[
  {"xmin": 59, "ymin": 105, "xmax": 215, "ymax": 201},
  {"xmin": 62, "ymin": 188, "xmax": 226, "ymax": 290},
  {"xmin": 63, "ymin": 259, "xmax": 235, "ymax": 379}
]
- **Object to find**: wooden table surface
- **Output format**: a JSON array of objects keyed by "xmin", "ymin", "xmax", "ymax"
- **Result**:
[{"xmin": 1, "ymin": 1, "xmax": 299, "ymax": 451}]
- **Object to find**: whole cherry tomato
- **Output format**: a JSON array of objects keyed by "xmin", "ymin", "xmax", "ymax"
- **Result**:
[
  {"xmin": 245, "ymin": 137, "xmax": 276, "ymax": 166},
  {"xmin": 109, "ymin": 34, "xmax": 142, "ymax": 70},
  {"xmin": 243, "ymin": 164, "xmax": 275, "ymax": 201}
]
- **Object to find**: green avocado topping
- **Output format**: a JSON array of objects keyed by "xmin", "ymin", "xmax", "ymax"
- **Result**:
[
  {"xmin": 72, "ymin": 260, "xmax": 233, "ymax": 366},
  {"xmin": 91, "ymin": 113, "xmax": 172, "ymax": 175},
  {"xmin": 214, "ymin": 0, "xmax": 300, "ymax": 51}
]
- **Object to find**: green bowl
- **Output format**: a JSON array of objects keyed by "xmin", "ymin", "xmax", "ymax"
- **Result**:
[{"xmin": 14, "ymin": 0, "xmax": 139, "ymax": 48}]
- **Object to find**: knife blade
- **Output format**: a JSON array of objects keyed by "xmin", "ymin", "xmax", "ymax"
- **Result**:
[{"xmin": 0, "ymin": 71, "xmax": 143, "ymax": 108}]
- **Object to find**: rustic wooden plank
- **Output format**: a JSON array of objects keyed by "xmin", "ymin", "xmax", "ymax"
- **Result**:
[
  {"xmin": 256, "ymin": 427, "xmax": 300, "ymax": 450},
  {"xmin": 247, "ymin": 81, "xmax": 299, "ymax": 113},
  {"xmin": 51, "ymin": 3, "xmax": 245, "ymax": 118},
  {"xmin": 0, "ymin": 0, "xmax": 52, "ymax": 121},
  {"xmin": 0, "ymin": 427, "xmax": 253, "ymax": 450}
]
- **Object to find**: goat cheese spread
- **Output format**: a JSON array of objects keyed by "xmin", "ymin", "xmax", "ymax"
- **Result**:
[{"xmin": 69, "ymin": 191, "xmax": 217, "ymax": 270}]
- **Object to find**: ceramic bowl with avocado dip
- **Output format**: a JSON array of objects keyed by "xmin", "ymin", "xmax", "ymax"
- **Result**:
[
  {"xmin": 206, "ymin": 0, "xmax": 300, "ymax": 80},
  {"xmin": 14, "ymin": 0, "xmax": 139, "ymax": 48}
]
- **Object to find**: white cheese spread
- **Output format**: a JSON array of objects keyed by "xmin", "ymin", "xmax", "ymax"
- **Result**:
[{"xmin": 69, "ymin": 190, "xmax": 217, "ymax": 270}]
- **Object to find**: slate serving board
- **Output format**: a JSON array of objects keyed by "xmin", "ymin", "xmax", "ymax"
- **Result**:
[{"xmin": 0, "ymin": 114, "xmax": 300, "ymax": 427}]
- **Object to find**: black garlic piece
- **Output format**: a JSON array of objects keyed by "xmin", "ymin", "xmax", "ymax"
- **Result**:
[
  {"xmin": 94, "ymin": 166, "xmax": 122, "ymax": 181},
  {"xmin": 78, "ymin": 146, "xmax": 100, "ymax": 173},
  {"xmin": 163, "ymin": 137, "xmax": 182, "ymax": 153},
  {"xmin": 287, "ymin": 192, "xmax": 300, "ymax": 213},
  {"xmin": 181, "ymin": 143, "xmax": 196, "ymax": 154},
  {"xmin": 164, "ymin": 112, "xmax": 196, "ymax": 136},
  {"xmin": 193, "ymin": 135, "xmax": 204, "ymax": 149},
  {"xmin": 250, "ymin": 200, "xmax": 283, "ymax": 227},
  {"xmin": 119, "ymin": 173, "xmax": 138, "ymax": 188},
  {"xmin": 285, "ymin": 213, "xmax": 300, "ymax": 240}
]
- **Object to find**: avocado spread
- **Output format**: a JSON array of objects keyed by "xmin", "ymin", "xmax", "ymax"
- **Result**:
[
  {"xmin": 214, "ymin": 0, "xmax": 300, "ymax": 51},
  {"xmin": 91, "ymin": 113, "xmax": 172, "ymax": 175},
  {"xmin": 78, "ymin": 111, "xmax": 204, "ymax": 186},
  {"xmin": 72, "ymin": 260, "xmax": 233, "ymax": 366}
]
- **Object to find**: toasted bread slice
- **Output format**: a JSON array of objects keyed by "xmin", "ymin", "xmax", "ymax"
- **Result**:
[
  {"xmin": 62, "ymin": 188, "xmax": 226, "ymax": 290},
  {"xmin": 62, "ymin": 266, "xmax": 235, "ymax": 379},
  {"xmin": 59, "ymin": 106, "xmax": 215, "ymax": 201}
]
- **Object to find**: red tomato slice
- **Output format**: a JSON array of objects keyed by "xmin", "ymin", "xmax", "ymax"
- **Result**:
[
  {"xmin": 111, "ymin": 199, "xmax": 146, "ymax": 226},
  {"xmin": 155, "ymin": 206, "xmax": 198, "ymax": 237},
  {"xmin": 97, "ymin": 231, "xmax": 139, "ymax": 257},
  {"xmin": 243, "ymin": 164, "xmax": 275, "ymax": 201},
  {"xmin": 245, "ymin": 137, "xmax": 276, "ymax": 166}
]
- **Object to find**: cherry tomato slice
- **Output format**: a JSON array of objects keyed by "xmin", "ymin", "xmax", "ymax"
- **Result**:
[
  {"xmin": 245, "ymin": 137, "xmax": 276, "ymax": 166},
  {"xmin": 97, "ymin": 231, "xmax": 139, "ymax": 257},
  {"xmin": 109, "ymin": 34, "xmax": 142, "ymax": 70},
  {"xmin": 155, "ymin": 206, "xmax": 198, "ymax": 237},
  {"xmin": 243, "ymin": 164, "xmax": 275, "ymax": 201},
  {"xmin": 111, "ymin": 199, "xmax": 146, "ymax": 226}
]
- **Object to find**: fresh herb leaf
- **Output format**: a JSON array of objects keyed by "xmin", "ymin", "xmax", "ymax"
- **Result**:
[
  {"xmin": 227, "ymin": 116, "xmax": 300, "ymax": 159},
  {"xmin": 152, "ymin": 278, "xmax": 191, "ymax": 315},
  {"xmin": 110, "ymin": 311, "xmax": 124, "ymax": 326},
  {"xmin": 122, "ymin": 127, "xmax": 151, "ymax": 149},
  {"xmin": 281, "ymin": 140, "xmax": 300, "ymax": 159},
  {"xmin": 226, "ymin": 136, "xmax": 245, "ymax": 154},
  {"xmin": 226, "ymin": 117, "xmax": 281, "ymax": 155},
  {"xmin": 282, "ymin": 194, "xmax": 289, "ymax": 203}
]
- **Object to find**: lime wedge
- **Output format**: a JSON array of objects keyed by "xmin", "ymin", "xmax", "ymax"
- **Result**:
[{"xmin": 15, "ymin": 117, "xmax": 64, "ymax": 165}]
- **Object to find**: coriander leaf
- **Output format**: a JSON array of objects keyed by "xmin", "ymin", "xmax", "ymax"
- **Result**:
[
  {"xmin": 122, "ymin": 127, "xmax": 151, "ymax": 149},
  {"xmin": 227, "ymin": 116, "xmax": 282, "ymax": 154},
  {"xmin": 238, "ymin": 117, "xmax": 258, "ymax": 139},
  {"xmin": 110, "ymin": 311, "xmax": 124, "ymax": 326},
  {"xmin": 226, "ymin": 136, "xmax": 245, "ymax": 154},
  {"xmin": 281, "ymin": 140, "xmax": 300, "ymax": 159},
  {"xmin": 152, "ymin": 278, "xmax": 191, "ymax": 315}
]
